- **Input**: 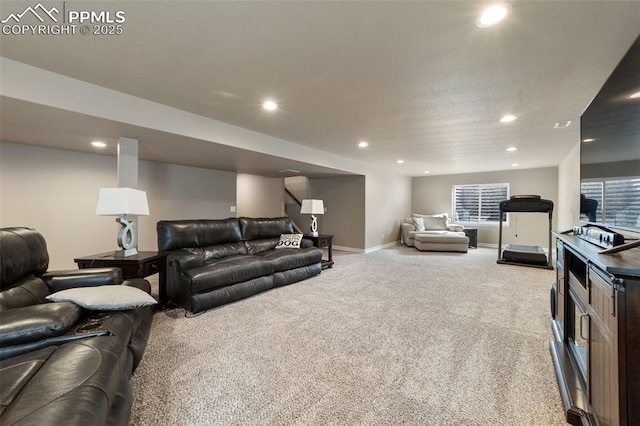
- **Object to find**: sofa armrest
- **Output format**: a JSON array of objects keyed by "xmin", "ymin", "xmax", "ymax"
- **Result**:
[
  {"xmin": 169, "ymin": 253, "xmax": 203, "ymax": 272},
  {"xmin": 41, "ymin": 268, "xmax": 123, "ymax": 293},
  {"xmin": 123, "ymin": 278, "xmax": 152, "ymax": 294},
  {"xmin": 300, "ymin": 238, "xmax": 314, "ymax": 249},
  {"xmin": 447, "ymin": 224, "xmax": 465, "ymax": 232},
  {"xmin": 401, "ymin": 222, "xmax": 415, "ymax": 244},
  {"xmin": 0, "ymin": 302, "xmax": 83, "ymax": 356}
]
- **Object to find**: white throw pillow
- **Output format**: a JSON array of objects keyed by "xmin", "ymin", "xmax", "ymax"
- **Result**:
[
  {"xmin": 275, "ymin": 233, "xmax": 303, "ymax": 249},
  {"xmin": 412, "ymin": 216, "xmax": 425, "ymax": 231},
  {"xmin": 46, "ymin": 285, "xmax": 157, "ymax": 310}
]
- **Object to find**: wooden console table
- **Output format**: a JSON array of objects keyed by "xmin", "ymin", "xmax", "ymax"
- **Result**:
[
  {"xmin": 551, "ymin": 232, "xmax": 640, "ymax": 425},
  {"xmin": 304, "ymin": 234, "xmax": 334, "ymax": 269},
  {"xmin": 74, "ymin": 251, "xmax": 168, "ymax": 308}
]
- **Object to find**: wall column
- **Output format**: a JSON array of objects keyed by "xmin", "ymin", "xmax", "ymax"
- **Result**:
[{"xmin": 117, "ymin": 137, "xmax": 139, "ymax": 188}]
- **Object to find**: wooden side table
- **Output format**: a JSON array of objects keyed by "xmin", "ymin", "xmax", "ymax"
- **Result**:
[
  {"xmin": 304, "ymin": 234, "xmax": 334, "ymax": 269},
  {"xmin": 74, "ymin": 251, "xmax": 169, "ymax": 307},
  {"xmin": 463, "ymin": 228, "xmax": 478, "ymax": 249}
]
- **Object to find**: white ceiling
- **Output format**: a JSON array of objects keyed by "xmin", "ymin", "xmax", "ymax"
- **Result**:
[{"xmin": 1, "ymin": 1, "xmax": 639, "ymax": 177}]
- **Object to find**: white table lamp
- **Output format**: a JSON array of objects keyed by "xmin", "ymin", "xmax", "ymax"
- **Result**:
[
  {"xmin": 96, "ymin": 187, "xmax": 149, "ymax": 257},
  {"xmin": 300, "ymin": 199, "xmax": 324, "ymax": 237}
]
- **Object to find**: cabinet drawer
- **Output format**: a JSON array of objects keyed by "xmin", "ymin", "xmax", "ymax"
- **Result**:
[{"xmin": 140, "ymin": 261, "xmax": 161, "ymax": 277}]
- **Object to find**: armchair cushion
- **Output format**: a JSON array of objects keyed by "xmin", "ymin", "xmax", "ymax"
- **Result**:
[
  {"xmin": 46, "ymin": 286, "xmax": 157, "ymax": 311},
  {"xmin": 0, "ymin": 228, "xmax": 49, "ymax": 288},
  {"xmin": 0, "ymin": 302, "xmax": 82, "ymax": 347}
]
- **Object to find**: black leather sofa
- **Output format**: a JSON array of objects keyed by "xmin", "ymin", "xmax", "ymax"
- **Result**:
[
  {"xmin": 0, "ymin": 227, "xmax": 153, "ymax": 425},
  {"xmin": 157, "ymin": 217, "xmax": 323, "ymax": 313}
]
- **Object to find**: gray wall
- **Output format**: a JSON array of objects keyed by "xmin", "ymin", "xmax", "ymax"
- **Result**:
[
  {"xmin": 365, "ymin": 172, "xmax": 412, "ymax": 249},
  {"xmin": 236, "ymin": 173, "xmax": 285, "ymax": 218},
  {"xmin": 309, "ymin": 175, "xmax": 366, "ymax": 249},
  {"xmin": 0, "ymin": 142, "xmax": 237, "ymax": 269},
  {"xmin": 412, "ymin": 167, "xmax": 558, "ymax": 248}
]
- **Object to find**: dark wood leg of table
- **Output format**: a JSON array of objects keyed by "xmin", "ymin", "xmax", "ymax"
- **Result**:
[{"xmin": 157, "ymin": 262, "xmax": 168, "ymax": 308}]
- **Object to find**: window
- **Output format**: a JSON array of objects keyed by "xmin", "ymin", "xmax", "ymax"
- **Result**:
[
  {"xmin": 452, "ymin": 183, "xmax": 509, "ymax": 224},
  {"xmin": 580, "ymin": 177, "xmax": 640, "ymax": 228}
]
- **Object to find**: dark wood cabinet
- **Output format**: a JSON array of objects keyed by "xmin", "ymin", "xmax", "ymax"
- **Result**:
[
  {"xmin": 74, "ymin": 251, "xmax": 168, "ymax": 306},
  {"xmin": 551, "ymin": 233, "xmax": 640, "ymax": 426},
  {"xmin": 463, "ymin": 228, "xmax": 478, "ymax": 248}
]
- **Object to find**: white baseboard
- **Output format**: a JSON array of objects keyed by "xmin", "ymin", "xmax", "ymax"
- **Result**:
[
  {"xmin": 334, "ymin": 240, "xmax": 400, "ymax": 254},
  {"xmin": 333, "ymin": 245, "xmax": 364, "ymax": 253}
]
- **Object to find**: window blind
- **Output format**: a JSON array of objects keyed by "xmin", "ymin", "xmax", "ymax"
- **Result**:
[
  {"xmin": 453, "ymin": 183, "xmax": 509, "ymax": 224},
  {"xmin": 581, "ymin": 178, "xmax": 640, "ymax": 228}
]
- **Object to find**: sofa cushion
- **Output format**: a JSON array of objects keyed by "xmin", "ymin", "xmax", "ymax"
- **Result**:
[
  {"xmin": 413, "ymin": 214, "xmax": 448, "ymax": 230},
  {"xmin": 258, "ymin": 247, "xmax": 323, "ymax": 272},
  {"xmin": 186, "ymin": 256, "xmax": 274, "ymax": 293},
  {"xmin": 414, "ymin": 232, "xmax": 468, "ymax": 244},
  {"xmin": 275, "ymin": 234, "xmax": 303, "ymax": 250},
  {"xmin": 157, "ymin": 219, "xmax": 242, "ymax": 251},
  {"xmin": 0, "ymin": 336, "xmax": 128, "ymax": 426},
  {"xmin": 46, "ymin": 286, "xmax": 157, "ymax": 311},
  {"xmin": 239, "ymin": 217, "xmax": 294, "ymax": 240},
  {"xmin": 187, "ymin": 242, "xmax": 247, "ymax": 262},
  {"xmin": 0, "ymin": 302, "xmax": 82, "ymax": 347},
  {"xmin": 412, "ymin": 216, "xmax": 425, "ymax": 231},
  {"xmin": 0, "ymin": 346, "xmax": 57, "ymax": 417},
  {"xmin": 245, "ymin": 238, "xmax": 279, "ymax": 255}
]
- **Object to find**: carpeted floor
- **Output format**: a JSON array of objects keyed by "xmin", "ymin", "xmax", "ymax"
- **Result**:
[{"xmin": 129, "ymin": 246, "xmax": 566, "ymax": 425}]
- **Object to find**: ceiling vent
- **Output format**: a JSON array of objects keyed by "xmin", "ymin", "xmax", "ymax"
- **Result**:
[{"xmin": 554, "ymin": 120, "xmax": 572, "ymax": 129}]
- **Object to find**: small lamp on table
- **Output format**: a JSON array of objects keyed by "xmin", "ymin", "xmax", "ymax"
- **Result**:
[
  {"xmin": 96, "ymin": 187, "xmax": 149, "ymax": 257},
  {"xmin": 300, "ymin": 199, "xmax": 324, "ymax": 237}
]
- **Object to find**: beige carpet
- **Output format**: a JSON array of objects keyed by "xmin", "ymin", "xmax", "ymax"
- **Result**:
[{"xmin": 130, "ymin": 246, "xmax": 566, "ymax": 425}]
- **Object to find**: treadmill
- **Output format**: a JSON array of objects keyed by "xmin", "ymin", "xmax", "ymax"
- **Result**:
[{"xmin": 497, "ymin": 195, "xmax": 554, "ymax": 269}]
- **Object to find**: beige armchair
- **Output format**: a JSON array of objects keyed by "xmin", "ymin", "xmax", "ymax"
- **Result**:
[{"xmin": 401, "ymin": 213, "xmax": 468, "ymax": 252}]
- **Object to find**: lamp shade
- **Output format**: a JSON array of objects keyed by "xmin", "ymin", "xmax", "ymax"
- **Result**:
[
  {"xmin": 300, "ymin": 199, "xmax": 324, "ymax": 215},
  {"xmin": 96, "ymin": 188, "xmax": 149, "ymax": 216}
]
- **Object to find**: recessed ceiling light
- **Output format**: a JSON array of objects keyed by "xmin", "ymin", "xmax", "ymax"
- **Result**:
[
  {"xmin": 424, "ymin": 170, "xmax": 430, "ymax": 174},
  {"xmin": 506, "ymin": 147, "xmax": 518, "ymax": 152},
  {"xmin": 262, "ymin": 100, "xmax": 278, "ymax": 111},
  {"xmin": 91, "ymin": 141, "xmax": 106, "ymax": 148},
  {"xmin": 582, "ymin": 138, "xmax": 596, "ymax": 143},
  {"xmin": 499, "ymin": 114, "xmax": 517, "ymax": 123},
  {"xmin": 629, "ymin": 91, "xmax": 640, "ymax": 99},
  {"xmin": 511, "ymin": 163, "xmax": 519, "ymax": 167},
  {"xmin": 397, "ymin": 160, "xmax": 405, "ymax": 164},
  {"xmin": 476, "ymin": 3, "xmax": 512, "ymax": 28},
  {"xmin": 358, "ymin": 141, "xmax": 369, "ymax": 148}
]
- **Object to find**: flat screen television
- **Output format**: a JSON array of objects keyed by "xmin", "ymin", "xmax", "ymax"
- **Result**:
[{"xmin": 580, "ymin": 34, "xmax": 640, "ymax": 235}]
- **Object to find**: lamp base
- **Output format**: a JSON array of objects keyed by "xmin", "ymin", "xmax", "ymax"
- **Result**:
[{"xmin": 114, "ymin": 248, "xmax": 138, "ymax": 258}]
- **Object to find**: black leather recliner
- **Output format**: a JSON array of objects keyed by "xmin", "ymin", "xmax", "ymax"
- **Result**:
[{"xmin": 0, "ymin": 227, "xmax": 153, "ymax": 425}]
